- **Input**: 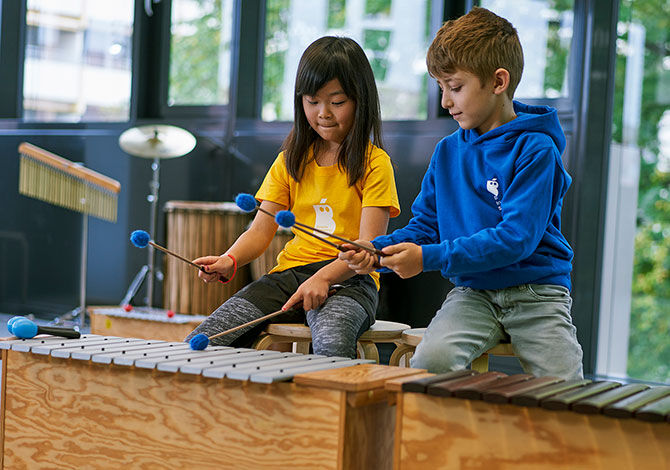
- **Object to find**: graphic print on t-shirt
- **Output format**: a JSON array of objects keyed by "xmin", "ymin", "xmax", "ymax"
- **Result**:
[{"xmin": 313, "ymin": 198, "xmax": 336, "ymax": 238}]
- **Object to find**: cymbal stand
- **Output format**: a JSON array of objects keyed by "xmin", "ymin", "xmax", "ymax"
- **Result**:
[{"xmin": 121, "ymin": 155, "xmax": 161, "ymax": 307}]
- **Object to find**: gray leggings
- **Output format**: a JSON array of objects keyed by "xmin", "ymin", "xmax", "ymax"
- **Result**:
[
  {"xmin": 185, "ymin": 295, "xmax": 368, "ymax": 358},
  {"xmin": 185, "ymin": 259, "xmax": 377, "ymax": 359}
]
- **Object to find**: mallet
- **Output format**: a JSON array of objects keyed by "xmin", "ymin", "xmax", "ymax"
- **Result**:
[
  {"xmin": 235, "ymin": 193, "xmax": 384, "ymax": 256},
  {"xmin": 189, "ymin": 286, "xmax": 340, "ymax": 350},
  {"xmin": 189, "ymin": 307, "xmax": 287, "ymax": 350},
  {"xmin": 130, "ymin": 230, "xmax": 229, "ymax": 283},
  {"xmin": 9, "ymin": 317, "xmax": 81, "ymax": 339}
]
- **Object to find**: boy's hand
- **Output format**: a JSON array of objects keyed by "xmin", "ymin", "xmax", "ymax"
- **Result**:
[
  {"xmin": 338, "ymin": 241, "xmax": 378, "ymax": 274},
  {"xmin": 379, "ymin": 243, "xmax": 423, "ymax": 279},
  {"xmin": 282, "ymin": 276, "xmax": 331, "ymax": 312},
  {"xmin": 193, "ymin": 255, "xmax": 235, "ymax": 283}
]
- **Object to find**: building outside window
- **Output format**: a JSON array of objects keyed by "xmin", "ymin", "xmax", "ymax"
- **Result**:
[
  {"xmin": 481, "ymin": 0, "xmax": 574, "ymax": 100},
  {"xmin": 23, "ymin": 0, "xmax": 134, "ymax": 122},
  {"xmin": 262, "ymin": 0, "xmax": 433, "ymax": 121},
  {"xmin": 168, "ymin": 0, "xmax": 234, "ymax": 107}
]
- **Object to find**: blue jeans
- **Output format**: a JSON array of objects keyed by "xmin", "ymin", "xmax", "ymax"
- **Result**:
[{"xmin": 410, "ymin": 284, "xmax": 584, "ymax": 380}]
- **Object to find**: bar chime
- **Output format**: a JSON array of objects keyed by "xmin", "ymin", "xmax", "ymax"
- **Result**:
[{"xmin": 18, "ymin": 142, "xmax": 121, "ymax": 327}]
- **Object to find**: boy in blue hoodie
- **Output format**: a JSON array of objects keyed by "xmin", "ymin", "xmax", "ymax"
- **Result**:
[{"xmin": 340, "ymin": 7, "xmax": 583, "ymax": 379}]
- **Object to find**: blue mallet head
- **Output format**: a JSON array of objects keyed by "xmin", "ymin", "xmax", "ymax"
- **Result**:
[
  {"xmin": 189, "ymin": 333, "xmax": 209, "ymax": 350},
  {"xmin": 235, "ymin": 193, "xmax": 258, "ymax": 212},
  {"xmin": 130, "ymin": 230, "xmax": 151, "ymax": 248},
  {"xmin": 7, "ymin": 316, "xmax": 25, "ymax": 335},
  {"xmin": 275, "ymin": 210, "xmax": 296, "ymax": 228},
  {"xmin": 12, "ymin": 318, "xmax": 39, "ymax": 339}
]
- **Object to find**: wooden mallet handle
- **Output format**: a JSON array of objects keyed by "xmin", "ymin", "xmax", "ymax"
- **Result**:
[
  {"xmin": 255, "ymin": 206, "xmax": 385, "ymax": 257},
  {"xmin": 207, "ymin": 289, "xmax": 337, "ymax": 341},
  {"xmin": 149, "ymin": 241, "xmax": 229, "ymax": 283}
]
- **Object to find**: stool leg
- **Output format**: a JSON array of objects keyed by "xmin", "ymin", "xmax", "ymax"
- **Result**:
[
  {"xmin": 471, "ymin": 354, "xmax": 489, "ymax": 373},
  {"xmin": 357, "ymin": 341, "xmax": 380, "ymax": 363},
  {"xmin": 252, "ymin": 334, "xmax": 274, "ymax": 350},
  {"xmin": 295, "ymin": 341, "xmax": 310, "ymax": 354},
  {"xmin": 389, "ymin": 345, "xmax": 415, "ymax": 367},
  {"xmin": 404, "ymin": 351, "xmax": 414, "ymax": 367}
]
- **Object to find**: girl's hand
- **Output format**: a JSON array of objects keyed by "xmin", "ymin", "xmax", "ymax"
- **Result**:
[
  {"xmin": 338, "ymin": 241, "xmax": 378, "ymax": 274},
  {"xmin": 379, "ymin": 243, "xmax": 423, "ymax": 279},
  {"xmin": 193, "ymin": 255, "xmax": 235, "ymax": 283},
  {"xmin": 282, "ymin": 275, "xmax": 331, "ymax": 312}
]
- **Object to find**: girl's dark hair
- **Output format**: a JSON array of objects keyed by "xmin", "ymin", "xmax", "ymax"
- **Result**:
[{"xmin": 281, "ymin": 36, "xmax": 383, "ymax": 186}]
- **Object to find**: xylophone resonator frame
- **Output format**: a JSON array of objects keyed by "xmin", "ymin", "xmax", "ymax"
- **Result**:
[
  {"xmin": 0, "ymin": 334, "xmax": 423, "ymax": 470},
  {"xmin": 387, "ymin": 370, "xmax": 670, "ymax": 470}
]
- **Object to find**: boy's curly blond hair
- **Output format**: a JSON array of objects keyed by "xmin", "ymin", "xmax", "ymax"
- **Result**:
[{"xmin": 426, "ymin": 7, "xmax": 523, "ymax": 99}]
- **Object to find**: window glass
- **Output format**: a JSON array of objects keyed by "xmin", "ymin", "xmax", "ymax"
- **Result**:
[
  {"xmin": 23, "ymin": 0, "xmax": 134, "ymax": 122},
  {"xmin": 481, "ymin": 0, "xmax": 574, "ymax": 99},
  {"xmin": 599, "ymin": 0, "xmax": 670, "ymax": 384},
  {"xmin": 262, "ymin": 0, "xmax": 433, "ymax": 121},
  {"xmin": 168, "ymin": 0, "xmax": 233, "ymax": 106}
]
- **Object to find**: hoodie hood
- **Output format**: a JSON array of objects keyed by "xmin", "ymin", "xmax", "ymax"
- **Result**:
[{"xmin": 462, "ymin": 101, "xmax": 567, "ymax": 155}]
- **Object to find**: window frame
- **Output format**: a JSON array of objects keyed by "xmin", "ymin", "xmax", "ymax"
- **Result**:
[
  {"xmin": 0, "ymin": 0, "xmax": 26, "ymax": 119},
  {"xmin": 0, "ymin": 0, "xmax": 622, "ymax": 377}
]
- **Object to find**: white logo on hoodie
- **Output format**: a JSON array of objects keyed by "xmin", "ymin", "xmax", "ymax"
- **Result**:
[{"xmin": 486, "ymin": 178, "xmax": 502, "ymax": 211}]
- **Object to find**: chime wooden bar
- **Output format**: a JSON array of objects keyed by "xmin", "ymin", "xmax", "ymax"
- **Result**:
[
  {"xmin": 18, "ymin": 142, "xmax": 121, "ymax": 222},
  {"xmin": 390, "ymin": 370, "xmax": 670, "ymax": 469}
]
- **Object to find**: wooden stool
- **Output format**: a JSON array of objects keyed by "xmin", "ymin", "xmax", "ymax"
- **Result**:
[
  {"xmin": 252, "ymin": 319, "xmax": 411, "ymax": 363},
  {"xmin": 388, "ymin": 328, "xmax": 425, "ymax": 367},
  {"xmin": 388, "ymin": 327, "xmax": 516, "ymax": 371}
]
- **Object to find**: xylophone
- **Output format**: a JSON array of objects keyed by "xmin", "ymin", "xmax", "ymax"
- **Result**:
[
  {"xmin": 387, "ymin": 370, "xmax": 670, "ymax": 469},
  {"xmin": 0, "ymin": 334, "xmax": 424, "ymax": 469},
  {"xmin": 87, "ymin": 305, "xmax": 208, "ymax": 341}
]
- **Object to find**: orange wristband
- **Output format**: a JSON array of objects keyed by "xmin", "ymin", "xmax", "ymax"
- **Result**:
[{"xmin": 219, "ymin": 253, "xmax": 236, "ymax": 284}]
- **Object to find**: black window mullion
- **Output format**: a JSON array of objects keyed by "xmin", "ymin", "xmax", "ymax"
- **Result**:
[
  {"xmin": 133, "ymin": 0, "xmax": 170, "ymax": 120},
  {"xmin": 237, "ymin": 0, "xmax": 264, "ymax": 120},
  {"xmin": 570, "ymin": 0, "xmax": 620, "ymax": 375},
  {"xmin": 0, "ymin": 0, "xmax": 26, "ymax": 119}
]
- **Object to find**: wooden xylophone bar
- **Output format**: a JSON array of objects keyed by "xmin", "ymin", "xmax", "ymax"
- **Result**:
[
  {"xmin": 0, "ymin": 335, "xmax": 425, "ymax": 469},
  {"xmin": 390, "ymin": 370, "xmax": 670, "ymax": 469}
]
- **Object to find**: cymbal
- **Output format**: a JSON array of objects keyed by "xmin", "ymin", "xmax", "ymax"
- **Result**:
[{"xmin": 119, "ymin": 125, "xmax": 196, "ymax": 159}]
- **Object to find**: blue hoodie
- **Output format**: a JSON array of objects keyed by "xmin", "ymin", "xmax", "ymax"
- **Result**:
[{"xmin": 374, "ymin": 101, "xmax": 574, "ymax": 290}]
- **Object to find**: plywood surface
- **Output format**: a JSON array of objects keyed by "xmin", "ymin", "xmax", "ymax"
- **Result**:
[
  {"xmin": 294, "ymin": 364, "xmax": 426, "ymax": 392},
  {"xmin": 395, "ymin": 392, "xmax": 670, "ymax": 470},
  {"xmin": 2, "ymin": 351, "xmax": 344, "ymax": 470}
]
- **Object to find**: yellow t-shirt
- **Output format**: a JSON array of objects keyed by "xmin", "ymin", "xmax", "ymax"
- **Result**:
[{"xmin": 255, "ymin": 144, "xmax": 400, "ymax": 288}]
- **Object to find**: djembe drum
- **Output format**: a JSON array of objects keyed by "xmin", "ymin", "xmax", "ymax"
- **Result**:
[
  {"xmin": 163, "ymin": 201, "xmax": 252, "ymax": 315},
  {"xmin": 250, "ymin": 226, "xmax": 294, "ymax": 279}
]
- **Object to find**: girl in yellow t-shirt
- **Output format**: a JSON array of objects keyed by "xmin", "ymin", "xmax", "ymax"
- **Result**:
[{"xmin": 185, "ymin": 36, "xmax": 399, "ymax": 358}]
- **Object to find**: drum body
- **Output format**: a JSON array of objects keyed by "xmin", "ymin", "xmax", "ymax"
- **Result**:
[
  {"xmin": 164, "ymin": 201, "xmax": 252, "ymax": 315},
  {"xmin": 250, "ymin": 227, "xmax": 294, "ymax": 279}
]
